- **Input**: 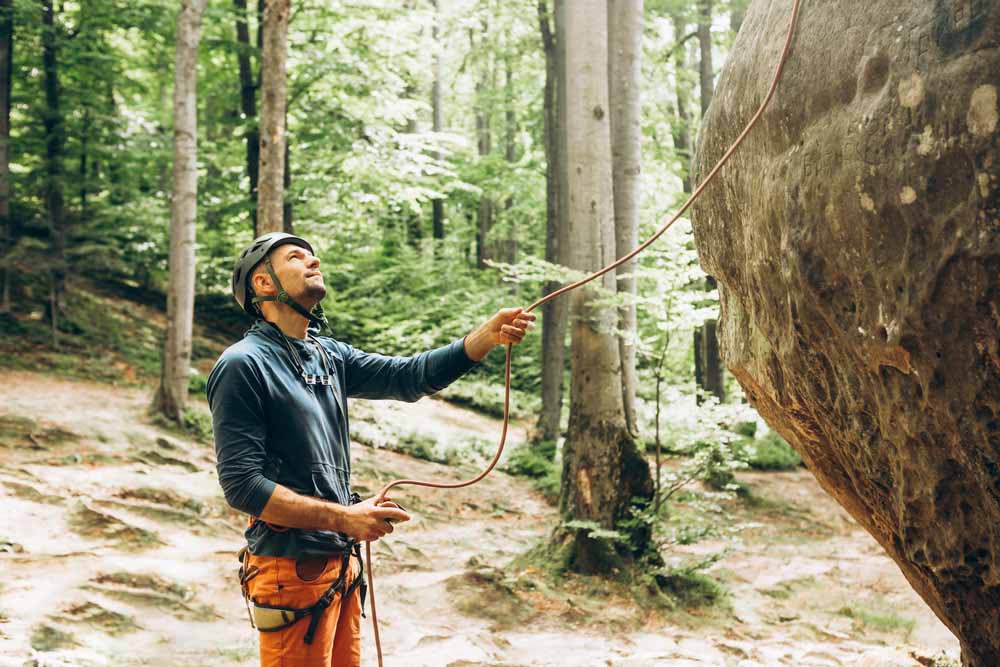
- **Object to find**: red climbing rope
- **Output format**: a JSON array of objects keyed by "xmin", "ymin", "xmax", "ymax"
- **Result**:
[{"xmin": 366, "ymin": 0, "xmax": 804, "ymax": 663}]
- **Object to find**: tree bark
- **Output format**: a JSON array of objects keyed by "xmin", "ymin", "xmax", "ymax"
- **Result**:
[
  {"xmin": 234, "ymin": 0, "xmax": 260, "ymax": 231},
  {"xmin": 557, "ymin": 0, "xmax": 654, "ymax": 575},
  {"xmin": 473, "ymin": 22, "xmax": 495, "ymax": 268},
  {"xmin": 535, "ymin": 0, "xmax": 567, "ymax": 445},
  {"xmin": 501, "ymin": 48, "xmax": 517, "ymax": 264},
  {"xmin": 256, "ymin": 0, "xmax": 289, "ymax": 234},
  {"xmin": 693, "ymin": 0, "xmax": 724, "ymax": 403},
  {"xmin": 696, "ymin": 0, "xmax": 714, "ymax": 118},
  {"xmin": 608, "ymin": 0, "xmax": 642, "ymax": 437},
  {"xmin": 282, "ymin": 117, "xmax": 292, "ymax": 232},
  {"xmin": 41, "ymin": 0, "xmax": 66, "ymax": 338},
  {"xmin": 153, "ymin": 0, "xmax": 208, "ymax": 421},
  {"xmin": 730, "ymin": 0, "xmax": 747, "ymax": 35},
  {"xmin": 670, "ymin": 14, "xmax": 693, "ymax": 194},
  {"xmin": 431, "ymin": 0, "xmax": 444, "ymax": 244},
  {"xmin": 0, "ymin": 0, "xmax": 11, "ymax": 313},
  {"xmin": 694, "ymin": 311, "xmax": 725, "ymax": 404}
]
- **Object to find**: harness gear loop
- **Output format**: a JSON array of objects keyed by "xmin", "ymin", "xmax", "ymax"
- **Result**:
[
  {"xmin": 362, "ymin": 0, "xmax": 806, "ymax": 665},
  {"xmin": 239, "ymin": 546, "xmax": 366, "ymax": 644}
]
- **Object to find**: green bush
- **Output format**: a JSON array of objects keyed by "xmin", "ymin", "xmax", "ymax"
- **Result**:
[
  {"xmin": 503, "ymin": 441, "xmax": 555, "ymax": 478},
  {"xmin": 656, "ymin": 566, "xmax": 728, "ymax": 609},
  {"xmin": 502, "ymin": 441, "xmax": 559, "ymax": 504},
  {"xmin": 181, "ymin": 408, "xmax": 213, "ymax": 443},
  {"xmin": 748, "ymin": 431, "xmax": 801, "ymax": 471},
  {"xmin": 187, "ymin": 372, "xmax": 208, "ymax": 396}
]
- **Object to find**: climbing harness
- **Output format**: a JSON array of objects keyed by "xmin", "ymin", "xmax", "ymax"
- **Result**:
[
  {"xmin": 237, "ymin": 494, "xmax": 369, "ymax": 644},
  {"xmin": 238, "ymin": 543, "xmax": 367, "ymax": 642},
  {"xmin": 363, "ymin": 0, "xmax": 805, "ymax": 665}
]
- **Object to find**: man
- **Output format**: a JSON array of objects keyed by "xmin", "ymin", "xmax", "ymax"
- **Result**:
[{"xmin": 207, "ymin": 232, "xmax": 534, "ymax": 667}]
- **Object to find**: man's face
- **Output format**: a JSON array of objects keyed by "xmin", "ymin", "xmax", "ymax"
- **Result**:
[{"xmin": 255, "ymin": 243, "xmax": 326, "ymax": 306}]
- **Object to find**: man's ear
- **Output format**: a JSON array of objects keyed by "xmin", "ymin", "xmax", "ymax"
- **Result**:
[{"xmin": 251, "ymin": 268, "xmax": 274, "ymax": 296}]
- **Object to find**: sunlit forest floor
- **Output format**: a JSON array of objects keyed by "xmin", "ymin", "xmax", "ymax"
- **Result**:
[{"xmin": 0, "ymin": 368, "xmax": 960, "ymax": 667}]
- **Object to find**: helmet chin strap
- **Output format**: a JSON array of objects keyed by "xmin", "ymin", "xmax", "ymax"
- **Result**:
[{"xmin": 250, "ymin": 256, "xmax": 328, "ymax": 330}]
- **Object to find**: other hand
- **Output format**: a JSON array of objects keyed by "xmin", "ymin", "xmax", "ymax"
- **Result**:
[{"xmin": 340, "ymin": 496, "xmax": 411, "ymax": 542}]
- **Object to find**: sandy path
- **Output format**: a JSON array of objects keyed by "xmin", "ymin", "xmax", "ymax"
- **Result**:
[{"xmin": 0, "ymin": 372, "xmax": 959, "ymax": 667}]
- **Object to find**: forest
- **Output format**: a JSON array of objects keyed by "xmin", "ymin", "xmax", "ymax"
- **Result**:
[{"xmin": 0, "ymin": 0, "xmax": 984, "ymax": 664}]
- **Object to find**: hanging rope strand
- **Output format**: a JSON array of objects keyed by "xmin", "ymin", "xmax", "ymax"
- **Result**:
[{"xmin": 366, "ymin": 1, "xmax": 804, "ymax": 663}]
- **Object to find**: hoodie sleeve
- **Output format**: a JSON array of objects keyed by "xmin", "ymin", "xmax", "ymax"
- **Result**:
[
  {"xmin": 339, "ymin": 337, "xmax": 478, "ymax": 402},
  {"xmin": 207, "ymin": 350, "xmax": 277, "ymax": 516}
]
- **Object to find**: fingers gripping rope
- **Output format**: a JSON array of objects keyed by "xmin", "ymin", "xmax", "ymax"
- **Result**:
[{"xmin": 365, "ymin": 1, "xmax": 804, "ymax": 663}]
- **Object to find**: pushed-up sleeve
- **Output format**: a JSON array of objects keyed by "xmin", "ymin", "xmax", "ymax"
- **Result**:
[
  {"xmin": 340, "ymin": 337, "xmax": 477, "ymax": 402},
  {"xmin": 207, "ymin": 351, "xmax": 276, "ymax": 516}
]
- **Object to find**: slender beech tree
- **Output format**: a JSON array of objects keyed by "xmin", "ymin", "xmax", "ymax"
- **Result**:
[
  {"xmin": 696, "ymin": 0, "xmax": 714, "ymax": 116},
  {"xmin": 473, "ymin": 20, "xmax": 494, "ymax": 268},
  {"xmin": 256, "ymin": 0, "xmax": 289, "ymax": 235},
  {"xmin": 535, "ymin": 0, "xmax": 567, "ymax": 444},
  {"xmin": 153, "ymin": 0, "xmax": 208, "ymax": 421},
  {"xmin": 693, "ymin": 0, "xmax": 725, "ymax": 403},
  {"xmin": 431, "ymin": 0, "xmax": 444, "ymax": 244},
  {"xmin": 234, "ymin": 0, "xmax": 260, "ymax": 229},
  {"xmin": 556, "ymin": 0, "xmax": 654, "ymax": 574},
  {"xmin": 608, "ymin": 0, "xmax": 643, "ymax": 437},
  {"xmin": 40, "ymin": 0, "xmax": 66, "ymax": 341},
  {"xmin": 731, "ymin": 0, "xmax": 747, "ymax": 34},
  {"xmin": 501, "ymin": 42, "xmax": 517, "ymax": 263},
  {"xmin": 0, "ymin": 0, "xmax": 10, "ymax": 313},
  {"xmin": 669, "ymin": 13, "xmax": 694, "ymax": 195}
]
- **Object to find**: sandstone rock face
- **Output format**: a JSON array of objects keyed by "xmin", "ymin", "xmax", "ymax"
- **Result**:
[{"xmin": 691, "ymin": 2, "xmax": 999, "ymax": 665}]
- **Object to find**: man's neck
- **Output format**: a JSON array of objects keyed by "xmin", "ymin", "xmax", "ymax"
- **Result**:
[{"xmin": 263, "ymin": 306, "xmax": 310, "ymax": 339}]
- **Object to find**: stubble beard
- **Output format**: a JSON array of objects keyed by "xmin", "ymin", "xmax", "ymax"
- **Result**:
[{"xmin": 302, "ymin": 281, "xmax": 327, "ymax": 304}]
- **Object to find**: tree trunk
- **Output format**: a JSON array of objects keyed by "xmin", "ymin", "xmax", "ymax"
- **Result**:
[
  {"xmin": 256, "ymin": 0, "xmax": 289, "ymax": 234},
  {"xmin": 730, "ymin": 0, "xmax": 747, "ymax": 35},
  {"xmin": 282, "ymin": 118, "xmax": 292, "ymax": 232},
  {"xmin": 535, "ymin": 0, "xmax": 567, "ymax": 445},
  {"xmin": 0, "ymin": 0, "xmax": 11, "ymax": 313},
  {"xmin": 153, "ymin": 0, "xmax": 208, "ymax": 421},
  {"xmin": 696, "ymin": 0, "xmax": 714, "ymax": 117},
  {"xmin": 693, "ymin": 0, "xmax": 724, "ymax": 403},
  {"xmin": 41, "ymin": 0, "xmax": 66, "ymax": 338},
  {"xmin": 557, "ymin": 0, "xmax": 654, "ymax": 575},
  {"xmin": 500, "ymin": 50, "xmax": 517, "ymax": 264},
  {"xmin": 431, "ymin": 0, "xmax": 444, "ymax": 244},
  {"xmin": 473, "ymin": 24, "xmax": 494, "ymax": 269},
  {"xmin": 670, "ymin": 14, "xmax": 693, "ymax": 194},
  {"xmin": 608, "ymin": 0, "xmax": 642, "ymax": 437},
  {"xmin": 694, "ymin": 311, "xmax": 725, "ymax": 404},
  {"xmin": 234, "ymin": 0, "xmax": 260, "ymax": 231}
]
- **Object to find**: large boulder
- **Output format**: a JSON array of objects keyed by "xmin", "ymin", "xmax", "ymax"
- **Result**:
[{"xmin": 691, "ymin": 1, "xmax": 999, "ymax": 665}]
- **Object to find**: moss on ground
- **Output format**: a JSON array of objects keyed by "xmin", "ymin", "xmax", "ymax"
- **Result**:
[
  {"xmin": 0, "ymin": 415, "xmax": 79, "ymax": 450},
  {"xmin": 68, "ymin": 503, "xmax": 165, "ymax": 550},
  {"xmin": 838, "ymin": 601, "xmax": 916, "ymax": 638},
  {"xmin": 30, "ymin": 623, "xmax": 78, "ymax": 651},
  {"xmin": 61, "ymin": 601, "xmax": 139, "ymax": 636}
]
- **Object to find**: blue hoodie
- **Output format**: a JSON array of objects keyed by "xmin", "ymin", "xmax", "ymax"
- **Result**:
[{"xmin": 207, "ymin": 320, "xmax": 477, "ymax": 558}]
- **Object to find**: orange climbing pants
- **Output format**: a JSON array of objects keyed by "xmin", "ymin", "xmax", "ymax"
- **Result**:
[{"xmin": 246, "ymin": 552, "xmax": 363, "ymax": 667}]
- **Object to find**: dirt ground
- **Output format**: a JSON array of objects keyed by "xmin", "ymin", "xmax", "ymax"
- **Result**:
[{"xmin": 0, "ymin": 371, "xmax": 959, "ymax": 667}]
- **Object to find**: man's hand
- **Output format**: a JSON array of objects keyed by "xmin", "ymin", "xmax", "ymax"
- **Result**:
[
  {"xmin": 339, "ymin": 496, "xmax": 411, "ymax": 542},
  {"xmin": 464, "ymin": 307, "xmax": 537, "ymax": 362}
]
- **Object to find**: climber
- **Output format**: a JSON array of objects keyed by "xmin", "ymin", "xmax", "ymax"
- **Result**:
[{"xmin": 207, "ymin": 231, "xmax": 534, "ymax": 667}]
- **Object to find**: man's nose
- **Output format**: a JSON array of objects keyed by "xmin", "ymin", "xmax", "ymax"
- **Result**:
[{"xmin": 307, "ymin": 254, "xmax": 320, "ymax": 269}]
